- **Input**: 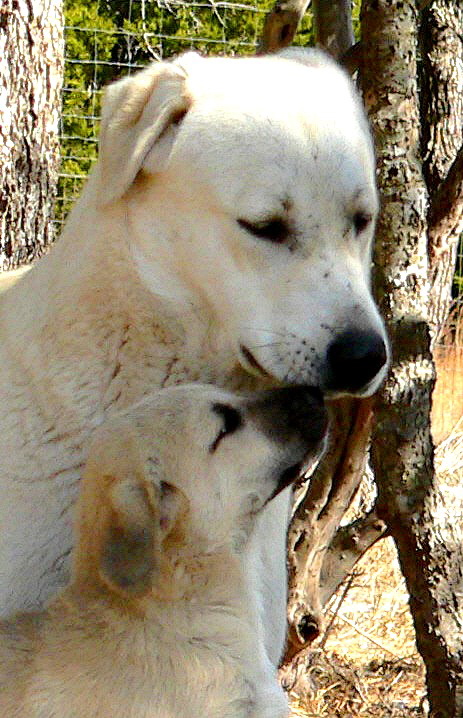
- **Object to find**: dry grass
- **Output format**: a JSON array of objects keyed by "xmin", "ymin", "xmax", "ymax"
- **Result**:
[
  {"xmin": 285, "ymin": 308, "xmax": 463, "ymax": 717},
  {"xmin": 285, "ymin": 537, "xmax": 427, "ymax": 717}
]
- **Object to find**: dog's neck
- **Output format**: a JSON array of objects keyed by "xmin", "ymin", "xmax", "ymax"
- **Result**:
[
  {"xmin": 1, "ymin": 193, "xmax": 264, "ymax": 437},
  {"xmin": 58, "ymin": 556, "xmax": 273, "ymax": 718},
  {"xmin": 67, "ymin": 548, "xmax": 263, "ymax": 677}
]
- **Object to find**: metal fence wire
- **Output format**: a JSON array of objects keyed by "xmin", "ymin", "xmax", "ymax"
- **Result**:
[{"xmin": 57, "ymin": 0, "xmax": 313, "ymax": 224}]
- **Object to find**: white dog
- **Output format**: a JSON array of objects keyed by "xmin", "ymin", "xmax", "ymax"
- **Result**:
[
  {"xmin": 0, "ymin": 384, "xmax": 327, "ymax": 717},
  {"xmin": 0, "ymin": 49, "xmax": 388, "ymax": 665}
]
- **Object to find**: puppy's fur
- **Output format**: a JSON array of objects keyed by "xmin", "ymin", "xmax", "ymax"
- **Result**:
[
  {"xmin": 0, "ymin": 49, "xmax": 388, "ymax": 662},
  {"xmin": 0, "ymin": 384, "xmax": 327, "ymax": 718}
]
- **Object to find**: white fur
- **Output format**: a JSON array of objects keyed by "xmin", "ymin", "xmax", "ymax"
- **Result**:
[
  {"xmin": 1, "ymin": 384, "xmax": 328, "ymax": 717},
  {"xmin": 0, "ymin": 49, "xmax": 387, "ymax": 665}
]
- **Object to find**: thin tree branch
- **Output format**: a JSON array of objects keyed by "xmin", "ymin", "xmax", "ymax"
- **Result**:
[
  {"xmin": 258, "ymin": 0, "xmax": 311, "ymax": 55},
  {"xmin": 428, "ymin": 144, "xmax": 463, "ymax": 253},
  {"xmin": 319, "ymin": 510, "xmax": 387, "ymax": 606}
]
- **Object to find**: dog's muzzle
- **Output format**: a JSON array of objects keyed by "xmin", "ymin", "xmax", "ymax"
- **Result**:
[{"xmin": 248, "ymin": 386, "xmax": 329, "ymax": 501}]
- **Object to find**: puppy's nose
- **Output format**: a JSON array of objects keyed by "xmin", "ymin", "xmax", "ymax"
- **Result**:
[
  {"xmin": 272, "ymin": 386, "xmax": 324, "ymax": 434},
  {"xmin": 249, "ymin": 386, "xmax": 328, "ymax": 445},
  {"xmin": 326, "ymin": 329, "xmax": 387, "ymax": 395}
]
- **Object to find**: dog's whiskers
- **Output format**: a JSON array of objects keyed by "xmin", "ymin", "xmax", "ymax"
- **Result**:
[{"xmin": 241, "ymin": 326, "xmax": 296, "ymax": 339}]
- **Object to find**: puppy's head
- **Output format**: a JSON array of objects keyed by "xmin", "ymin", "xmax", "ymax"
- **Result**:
[{"xmin": 74, "ymin": 384, "xmax": 327, "ymax": 599}]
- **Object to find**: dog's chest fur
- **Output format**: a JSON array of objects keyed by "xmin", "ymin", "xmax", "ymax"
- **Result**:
[{"xmin": 2, "ymin": 587, "xmax": 283, "ymax": 718}]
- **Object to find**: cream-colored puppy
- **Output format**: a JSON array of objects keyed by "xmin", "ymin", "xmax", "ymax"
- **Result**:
[
  {"xmin": 0, "ymin": 49, "xmax": 388, "ymax": 664},
  {"xmin": 0, "ymin": 384, "xmax": 327, "ymax": 718}
]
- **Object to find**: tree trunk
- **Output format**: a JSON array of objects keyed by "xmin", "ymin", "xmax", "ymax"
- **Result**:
[
  {"xmin": 0, "ymin": 0, "xmax": 63, "ymax": 271},
  {"xmin": 312, "ymin": 0, "xmax": 354, "ymax": 59},
  {"xmin": 420, "ymin": 1, "xmax": 463, "ymax": 342},
  {"xmin": 360, "ymin": 1, "xmax": 463, "ymax": 715}
]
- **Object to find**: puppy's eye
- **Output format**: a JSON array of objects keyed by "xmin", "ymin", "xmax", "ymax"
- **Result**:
[
  {"xmin": 238, "ymin": 218, "xmax": 289, "ymax": 244},
  {"xmin": 353, "ymin": 211, "xmax": 372, "ymax": 235},
  {"xmin": 210, "ymin": 403, "xmax": 242, "ymax": 453}
]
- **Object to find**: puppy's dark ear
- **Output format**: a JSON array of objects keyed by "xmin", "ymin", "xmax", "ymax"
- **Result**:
[
  {"xmin": 99, "ymin": 476, "xmax": 187, "ymax": 597},
  {"xmin": 99, "ymin": 476, "xmax": 160, "ymax": 597}
]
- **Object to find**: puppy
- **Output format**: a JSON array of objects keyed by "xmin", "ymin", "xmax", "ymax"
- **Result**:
[{"xmin": 0, "ymin": 384, "xmax": 327, "ymax": 717}]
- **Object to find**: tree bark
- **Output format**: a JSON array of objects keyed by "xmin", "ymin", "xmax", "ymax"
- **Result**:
[
  {"xmin": 360, "ymin": 1, "xmax": 463, "ymax": 715},
  {"xmin": 0, "ymin": 0, "xmax": 63, "ymax": 271},
  {"xmin": 312, "ymin": 0, "xmax": 354, "ymax": 60},
  {"xmin": 419, "ymin": 1, "xmax": 463, "ymax": 341}
]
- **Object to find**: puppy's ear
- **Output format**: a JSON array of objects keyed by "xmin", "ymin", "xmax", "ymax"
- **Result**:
[
  {"xmin": 97, "ymin": 58, "xmax": 194, "ymax": 205},
  {"xmin": 99, "ymin": 476, "xmax": 159, "ymax": 597},
  {"xmin": 99, "ymin": 475, "xmax": 187, "ymax": 598}
]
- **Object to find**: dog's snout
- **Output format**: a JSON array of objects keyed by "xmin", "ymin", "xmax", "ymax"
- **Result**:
[
  {"xmin": 326, "ymin": 329, "xmax": 387, "ymax": 395},
  {"xmin": 274, "ymin": 386, "xmax": 324, "ymax": 433},
  {"xmin": 249, "ymin": 386, "xmax": 328, "ymax": 445}
]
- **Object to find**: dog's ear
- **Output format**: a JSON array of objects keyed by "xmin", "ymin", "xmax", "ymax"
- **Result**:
[
  {"xmin": 99, "ymin": 474, "xmax": 187, "ymax": 598},
  {"xmin": 97, "ymin": 58, "xmax": 194, "ymax": 205},
  {"xmin": 99, "ymin": 475, "xmax": 159, "ymax": 597}
]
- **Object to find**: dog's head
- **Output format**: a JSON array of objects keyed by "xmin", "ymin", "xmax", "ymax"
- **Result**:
[
  {"xmin": 74, "ymin": 384, "xmax": 327, "ymax": 599},
  {"xmin": 96, "ymin": 49, "xmax": 388, "ymax": 397}
]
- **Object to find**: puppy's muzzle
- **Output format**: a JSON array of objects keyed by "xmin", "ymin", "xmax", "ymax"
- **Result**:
[
  {"xmin": 248, "ymin": 386, "xmax": 328, "ymax": 499},
  {"xmin": 248, "ymin": 385, "xmax": 328, "ymax": 445}
]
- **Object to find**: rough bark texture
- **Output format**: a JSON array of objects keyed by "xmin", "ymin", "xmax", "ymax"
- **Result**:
[
  {"xmin": 360, "ymin": 1, "xmax": 463, "ymax": 716},
  {"xmin": 0, "ymin": 0, "xmax": 63, "ymax": 271},
  {"xmin": 420, "ymin": 1, "xmax": 463, "ymax": 341},
  {"xmin": 258, "ymin": 0, "xmax": 311, "ymax": 54},
  {"xmin": 312, "ymin": 0, "xmax": 354, "ymax": 59}
]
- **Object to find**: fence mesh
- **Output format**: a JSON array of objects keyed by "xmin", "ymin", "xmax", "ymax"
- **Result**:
[{"xmin": 57, "ymin": 0, "xmax": 313, "ymax": 225}]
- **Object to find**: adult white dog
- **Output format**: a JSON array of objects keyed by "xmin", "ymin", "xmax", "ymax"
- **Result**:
[{"xmin": 0, "ymin": 48, "xmax": 388, "ymax": 665}]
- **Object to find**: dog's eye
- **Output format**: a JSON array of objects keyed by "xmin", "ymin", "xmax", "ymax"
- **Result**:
[
  {"xmin": 210, "ymin": 403, "xmax": 242, "ymax": 453},
  {"xmin": 237, "ymin": 218, "xmax": 289, "ymax": 244},
  {"xmin": 353, "ymin": 211, "xmax": 372, "ymax": 235}
]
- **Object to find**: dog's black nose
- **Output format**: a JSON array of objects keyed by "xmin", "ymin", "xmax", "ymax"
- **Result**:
[
  {"xmin": 325, "ymin": 329, "xmax": 387, "ymax": 395},
  {"xmin": 249, "ymin": 385, "xmax": 328, "ymax": 446}
]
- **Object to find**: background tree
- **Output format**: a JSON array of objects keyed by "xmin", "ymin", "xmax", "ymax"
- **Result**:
[
  {"xmin": 0, "ymin": 0, "xmax": 63, "ymax": 270},
  {"xmin": 362, "ymin": 1, "xmax": 463, "ymax": 715}
]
